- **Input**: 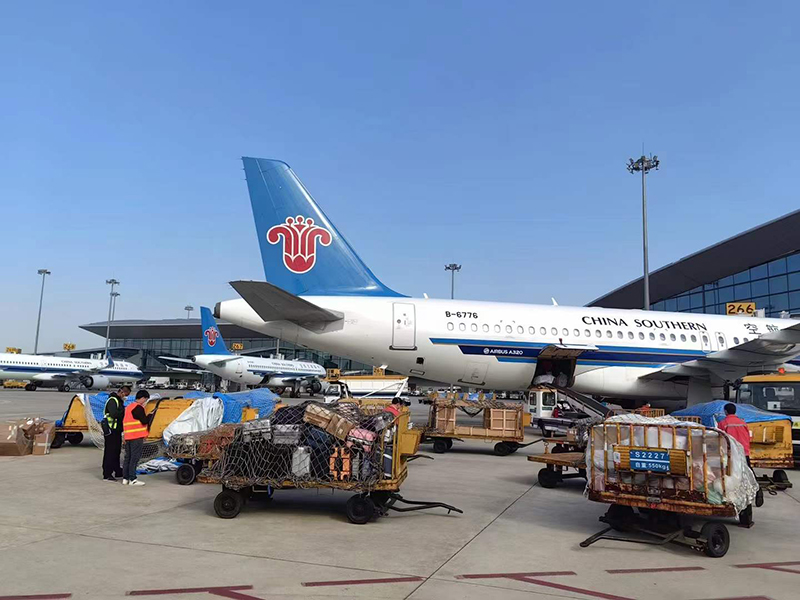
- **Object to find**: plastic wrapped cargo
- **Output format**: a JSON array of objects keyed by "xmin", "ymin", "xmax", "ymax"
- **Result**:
[{"xmin": 585, "ymin": 414, "xmax": 758, "ymax": 514}]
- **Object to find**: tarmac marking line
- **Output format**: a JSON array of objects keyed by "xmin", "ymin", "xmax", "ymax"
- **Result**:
[
  {"xmin": 606, "ymin": 566, "xmax": 705, "ymax": 574},
  {"xmin": 302, "ymin": 576, "xmax": 424, "ymax": 587},
  {"xmin": 458, "ymin": 571, "xmax": 576, "ymax": 579},
  {"xmin": 733, "ymin": 560, "xmax": 800, "ymax": 574},
  {"xmin": 0, "ymin": 595, "xmax": 72, "ymax": 600},
  {"xmin": 692, "ymin": 597, "xmax": 773, "ymax": 600},
  {"xmin": 513, "ymin": 577, "xmax": 634, "ymax": 600},
  {"xmin": 127, "ymin": 585, "xmax": 260, "ymax": 598}
]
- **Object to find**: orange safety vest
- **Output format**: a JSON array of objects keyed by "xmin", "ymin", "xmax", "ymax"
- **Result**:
[{"xmin": 123, "ymin": 403, "xmax": 149, "ymax": 441}]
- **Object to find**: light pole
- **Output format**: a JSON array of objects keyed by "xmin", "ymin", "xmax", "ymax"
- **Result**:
[
  {"xmin": 111, "ymin": 292, "xmax": 120, "ymax": 321},
  {"xmin": 185, "ymin": 305, "xmax": 194, "ymax": 319},
  {"xmin": 105, "ymin": 279, "xmax": 119, "ymax": 352},
  {"xmin": 33, "ymin": 269, "xmax": 51, "ymax": 354},
  {"xmin": 627, "ymin": 154, "xmax": 660, "ymax": 310},
  {"xmin": 444, "ymin": 263, "xmax": 462, "ymax": 300}
]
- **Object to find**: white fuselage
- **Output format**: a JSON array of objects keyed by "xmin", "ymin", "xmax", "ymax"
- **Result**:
[
  {"xmin": 192, "ymin": 354, "xmax": 325, "ymax": 388},
  {"xmin": 217, "ymin": 296, "xmax": 799, "ymax": 401},
  {"xmin": 0, "ymin": 353, "xmax": 142, "ymax": 388}
]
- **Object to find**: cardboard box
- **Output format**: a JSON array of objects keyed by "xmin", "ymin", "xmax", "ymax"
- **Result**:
[
  {"xmin": 0, "ymin": 420, "xmax": 35, "ymax": 456},
  {"xmin": 32, "ymin": 421, "xmax": 56, "ymax": 455},
  {"xmin": 435, "ymin": 407, "xmax": 456, "ymax": 434},
  {"xmin": 325, "ymin": 414, "xmax": 355, "ymax": 440},
  {"xmin": 303, "ymin": 404, "xmax": 334, "ymax": 429}
]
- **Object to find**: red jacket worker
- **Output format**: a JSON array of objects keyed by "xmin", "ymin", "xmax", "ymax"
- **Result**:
[{"xmin": 718, "ymin": 403, "xmax": 751, "ymax": 463}]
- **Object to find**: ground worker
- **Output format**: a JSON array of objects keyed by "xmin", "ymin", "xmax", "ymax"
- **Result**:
[
  {"xmin": 122, "ymin": 390, "xmax": 152, "ymax": 486},
  {"xmin": 102, "ymin": 385, "xmax": 130, "ymax": 481},
  {"xmin": 718, "ymin": 402, "xmax": 756, "ymax": 528},
  {"xmin": 718, "ymin": 403, "xmax": 751, "ymax": 464}
]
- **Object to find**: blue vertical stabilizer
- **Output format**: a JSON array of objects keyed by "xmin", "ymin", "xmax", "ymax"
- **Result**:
[{"xmin": 242, "ymin": 157, "xmax": 403, "ymax": 297}]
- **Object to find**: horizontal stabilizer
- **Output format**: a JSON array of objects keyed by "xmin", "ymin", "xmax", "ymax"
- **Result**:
[{"xmin": 229, "ymin": 280, "xmax": 343, "ymax": 325}]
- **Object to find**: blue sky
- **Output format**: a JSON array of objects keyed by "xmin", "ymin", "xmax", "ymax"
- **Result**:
[{"xmin": 1, "ymin": 2, "xmax": 798, "ymax": 352}]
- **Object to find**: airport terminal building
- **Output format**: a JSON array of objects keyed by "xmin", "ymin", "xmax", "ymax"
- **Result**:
[{"xmin": 589, "ymin": 210, "xmax": 800, "ymax": 317}]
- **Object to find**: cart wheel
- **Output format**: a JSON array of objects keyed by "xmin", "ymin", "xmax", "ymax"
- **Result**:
[
  {"xmin": 755, "ymin": 489, "xmax": 764, "ymax": 508},
  {"xmin": 51, "ymin": 433, "xmax": 66, "ymax": 449},
  {"xmin": 507, "ymin": 442, "xmax": 520, "ymax": 454},
  {"xmin": 67, "ymin": 432, "xmax": 83, "ymax": 445},
  {"xmin": 538, "ymin": 467, "xmax": 560, "ymax": 488},
  {"xmin": 494, "ymin": 442, "xmax": 512, "ymax": 456},
  {"xmin": 551, "ymin": 444, "xmax": 568, "ymax": 454},
  {"xmin": 346, "ymin": 494, "xmax": 376, "ymax": 524},
  {"xmin": 738, "ymin": 505, "xmax": 754, "ymax": 528},
  {"xmin": 193, "ymin": 461, "xmax": 204, "ymax": 475},
  {"xmin": 578, "ymin": 468, "xmax": 587, "ymax": 479},
  {"xmin": 214, "ymin": 489, "xmax": 244, "ymax": 519},
  {"xmin": 773, "ymin": 470, "xmax": 789, "ymax": 484},
  {"xmin": 701, "ymin": 522, "xmax": 730, "ymax": 558},
  {"xmin": 445, "ymin": 438, "xmax": 454, "ymax": 450},
  {"xmin": 176, "ymin": 464, "xmax": 196, "ymax": 486},
  {"xmin": 432, "ymin": 439, "xmax": 448, "ymax": 454},
  {"xmin": 606, "ymin": 504, "xmax": 635, "ymax": 532}
]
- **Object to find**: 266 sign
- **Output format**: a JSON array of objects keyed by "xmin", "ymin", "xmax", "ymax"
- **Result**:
[
  {"xmin": 726, "ymin": 302, "xmax": 756, "ymax": 316},
  {"xmin": 231, "ymin": 343, "xmax": 244, "ymax": 351}
]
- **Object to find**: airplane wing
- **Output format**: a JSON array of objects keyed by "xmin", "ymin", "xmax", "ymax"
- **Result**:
[
  {"xmin": 158, "ymin": 356, "xmax": 195, "ymax": 365},
  {"xmin": 641, "ymin": 322, "xmax": 800, "ymax": 382},
  {"xmin": 229, "ymin": 281, "xmax": 343, "ymax": 327}
]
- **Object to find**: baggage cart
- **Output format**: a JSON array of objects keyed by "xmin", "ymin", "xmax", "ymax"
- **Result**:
[
  {"xmin": 182, "ymin": 403, "xmax": 462, "ymax": 524},
  {"xmin": 581, "ymin": 419, "xmax": 757, "ymax": 558},
  {"xmin": 422, "ymin": 392, "xmax": 531, "ymax": 456},
  {"xmin": 528, "ymin": 449, "xmax": 586, "ymax": 488}
]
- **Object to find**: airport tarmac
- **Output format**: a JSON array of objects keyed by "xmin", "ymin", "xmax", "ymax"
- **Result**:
[{"xmin": 1, "ymin": 389, "xmax": 799, "ymax": 600}]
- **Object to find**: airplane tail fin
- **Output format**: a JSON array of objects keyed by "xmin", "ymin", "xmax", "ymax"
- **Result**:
[
  {"xmin": 106, "ymin": 350, "xmax": 114, "ymax": 368},
  {"xmin": 241, "ymin": 157, "xmax": 403, "ymax": 297},
  {"xmin": 201, "ymin": 306, "xmax": 230, "ymax": 355}
]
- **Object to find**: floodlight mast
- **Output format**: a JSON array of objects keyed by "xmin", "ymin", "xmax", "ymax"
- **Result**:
[{"xmin": 627, "ymin": 154, "xmax": 660, "ymax": 310}]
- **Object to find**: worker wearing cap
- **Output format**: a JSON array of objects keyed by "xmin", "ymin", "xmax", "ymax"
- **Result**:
[
  {"xmin": 121, "ymin": 390, "xmax": 152, "ymax": 486},
  {"xmin": 102, "ymin": 385, "xmax": 130, "ymax": 481},
  {"xmin": 718, "ymin": 403, "xmax": 751, "ymax": 464}
]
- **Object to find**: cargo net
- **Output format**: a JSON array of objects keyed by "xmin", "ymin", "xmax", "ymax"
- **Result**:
[
  {"xmin": 428, "ymin": 391, "xmax": 511, "ymax": 417},
  {"xmin": 80, "ymin": 393, "xmax": 165, "ymax": 465},
  {"xmin": 168, "ymin": 401, "xmax": 398, "ymax": 492}
]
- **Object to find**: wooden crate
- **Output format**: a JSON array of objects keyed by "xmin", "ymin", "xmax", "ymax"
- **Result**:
[
  {"xmin": 485, "ymin": 408, "xmax": 520, "ymax": 437},
  {"xmin": 435, "ymin": 406, "xmax": 456, "ymax": 434}
]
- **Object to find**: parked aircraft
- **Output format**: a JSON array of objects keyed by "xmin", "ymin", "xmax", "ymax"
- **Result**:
[
  {"xmin": 0, "ymin": 351, "xmax": 142, "ymax": 392},
  {"xmin": 215, "ymin": 157, "xmax": 800, "ymax": 406},
  {"xmin": 159, "ymin": 307, "xmax": 326, "ymax": 397}
]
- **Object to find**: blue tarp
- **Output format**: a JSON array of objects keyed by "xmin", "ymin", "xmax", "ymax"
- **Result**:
[
  {"xmin": 672, "ymin": 400, "xmax": 790, "ymax": 428},
  {"xmin": 55, "ymin": 388, "xmax": 279, "ymax": 427}
]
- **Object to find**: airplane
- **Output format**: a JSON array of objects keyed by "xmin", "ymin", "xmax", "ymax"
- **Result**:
[
  {"xmin": 214, "ymin": 157, "xmax": 800, "ymax": 407},
  {"xmin": 158, "ymin": 307, "xmax": 326, "ymax": 397},
  {"xmin": 0, "ymin": 350, "xmax": 142, "ymax": 392}
]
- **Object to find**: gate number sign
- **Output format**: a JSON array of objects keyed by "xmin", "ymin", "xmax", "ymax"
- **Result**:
[{"xmin": 630, "ymin": 449, "xmax": 671, "ymax": 473}]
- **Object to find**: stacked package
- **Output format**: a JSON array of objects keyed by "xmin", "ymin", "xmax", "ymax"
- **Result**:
[
  {"xmin": 585, "ymin": 414, "xmax": 758, "ymax": 514},
  {"xmin": 169, "ymin": 401, "xmax": 398, "ymax": 492}
]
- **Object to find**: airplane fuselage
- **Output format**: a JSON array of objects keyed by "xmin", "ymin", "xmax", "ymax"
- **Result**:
[
  {"xmin": 192, "ymin": 354, "xmax": 326, "ymax": 389},
  {"xmin": 0, "ymin": 353, "xmax": 142, "ymax": 389},
  {"xmin": 217, "ymin": 297, "xmax": 798, "ymax": 401}
]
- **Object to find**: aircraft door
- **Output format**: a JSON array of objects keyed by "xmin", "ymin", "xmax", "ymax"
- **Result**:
[
  {"xmin": 715, "ymin": 332, "xmax": 727, "ymax": 350},
  {"xmin": 701, "ymin": 331, "xmax": 713, "ymax": 352},
  {"xmin": 391, "ymin": 303, "xmax": 416, "ymax": 350},
  {"xmin": 235, "ymin": 360, "xmax": 243, "ymax": 379}
]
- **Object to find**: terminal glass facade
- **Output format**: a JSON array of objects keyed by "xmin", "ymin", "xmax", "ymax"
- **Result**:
[{"xmin": 651, "ymin": 251, "xmax": 800, "ymax": 317}]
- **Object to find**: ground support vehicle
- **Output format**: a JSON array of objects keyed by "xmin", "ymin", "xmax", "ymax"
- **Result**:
[
  {"xmin": 582, "ymin": 419, "xmax": 757, "ymax": 558},
  {"xmin": 421, "ymin": 392, "xmax": 531, "ymax": 456},
  {"xmin": 178, "ymin": 404, "xmax": 461, "ymax": 524},
  {"xmin": 528, "ymin": 450, "xmax": 586, "ymax": 488}
]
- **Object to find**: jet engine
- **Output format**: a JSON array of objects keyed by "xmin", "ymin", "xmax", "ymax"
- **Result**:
[
  {"xmin": 80, "ymin": 375, "xmax": 110, "ymax": 390},
  {"xmin": 307, "ymin": 379, "xmax": 323, "ymax": 394}
]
